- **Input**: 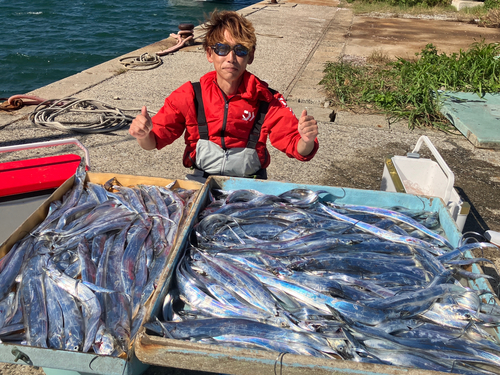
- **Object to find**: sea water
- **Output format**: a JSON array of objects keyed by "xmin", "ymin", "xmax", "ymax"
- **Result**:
[{"xmin": 0, "ymin": 0, "xmax": 259, "ymax": 98}]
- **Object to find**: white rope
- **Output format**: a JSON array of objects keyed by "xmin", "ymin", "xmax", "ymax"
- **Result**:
[
  {"xmin": 119, "ymin": 52, "xmax": 163, "ymax": 71},
  {"xmin": 29, "ymin": 98, "xmax": 141, "ymax": 134}
]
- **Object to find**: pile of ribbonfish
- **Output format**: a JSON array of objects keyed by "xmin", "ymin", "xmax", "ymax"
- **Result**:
[
  {"xmin": 0, "ymin": 162, "xmax": 196, "ymax": 357},
  {"xmin": 145, "ymin": 188, "xmax": 500, "ymax": 374}
]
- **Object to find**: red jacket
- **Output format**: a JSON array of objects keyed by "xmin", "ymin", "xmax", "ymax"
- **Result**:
[{"xmin": 151, "ymin": 70, "xmax": 319, "ymax": 170}]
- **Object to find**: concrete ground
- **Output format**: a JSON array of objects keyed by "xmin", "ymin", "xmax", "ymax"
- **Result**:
[{"xmin": 1, "ymin": 1, "xmax": 500, "ymax": 374}]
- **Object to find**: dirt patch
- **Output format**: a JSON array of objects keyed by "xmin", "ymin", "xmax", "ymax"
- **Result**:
[
  {"xmin": 320, "ymin": 141, "xmax": 409, "ymax": 189},
  {"xmin": 439, "ymin": 140, "xmax": 500, "ymax": 234},
  {"xmin": 345, "ymin": 16, "xmax": 500, "ymax": 60}
]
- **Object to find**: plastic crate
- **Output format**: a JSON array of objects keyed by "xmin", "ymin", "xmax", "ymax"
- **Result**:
[{"xmin": 134, "ymin": 176, "xmax": 494, "ymax": 375}]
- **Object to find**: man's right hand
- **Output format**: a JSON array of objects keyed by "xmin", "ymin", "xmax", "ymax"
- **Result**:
[{"xmin": 129, "ymin": 106, "xmax": 153, "ymax": 140}]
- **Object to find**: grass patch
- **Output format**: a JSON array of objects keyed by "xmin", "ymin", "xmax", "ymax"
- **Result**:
[
  {"xmin": 366, "ymin": 49, "xmax": 392, "ymax": 64},
  {"xmin": 340, "ymin": 0, "xmax": 498, "ymax": 24},
  {"xmin": 349, "ymin": 2, "xmax": 457, "ymax": 16},
  {"xmin": 320, "ymin": 41, "xmax": 500, "ymax": 130},
  {"xmin": 479, "ymin": 8, "xmax": 500, "ymax": 27}
]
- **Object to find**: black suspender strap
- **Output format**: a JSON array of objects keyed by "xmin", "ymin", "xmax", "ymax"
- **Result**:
[
  {"xmin": 246, "ymin": 100, "xmax": 268, "ymax": 149},
  {"xmin": 246, "ymin": 88, "xmax": 277, "ymax": 150},
  {"xmin": 191, "ymin": 81, "xmax": 209, "ymax": 140}
]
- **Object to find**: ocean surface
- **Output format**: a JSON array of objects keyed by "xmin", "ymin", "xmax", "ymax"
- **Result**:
[{"xmin": 0, "ymin": 0, "xmax": 259, "ymax": 99}]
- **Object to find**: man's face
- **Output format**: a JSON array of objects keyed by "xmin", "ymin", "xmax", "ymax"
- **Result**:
[{"xmin": 206, "ymin": 29, "xmax": 254, "ymax": 88}]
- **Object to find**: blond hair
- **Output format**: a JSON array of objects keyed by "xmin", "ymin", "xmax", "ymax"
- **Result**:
[{"xmin": 202, "ymin": 10, "xmax": 256, "ymax": 52}]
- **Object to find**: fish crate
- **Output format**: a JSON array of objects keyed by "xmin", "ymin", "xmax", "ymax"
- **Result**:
[
  {"xmin": 135, "ymin": 176, "xmax": 500, "ymax": 375},
  {"xmin": 380, "ymin": 135, "xmax": 470, "ymax": 232},
  {"xmin": 0, "ymin": 171, "xmax": 202, "ymax": 375}
]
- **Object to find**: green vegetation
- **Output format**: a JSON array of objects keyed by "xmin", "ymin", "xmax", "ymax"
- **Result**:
[
  {"xmin": 347, "ymin": 0, "xmax": 450, "ymax": 9},
  {"xmin": 485, "ymin": 0, "xmax": 500, "ymax": 10},
  {"xmin": 344, "ymin": 0, "xmax": 500, "ymax": 27},
  {"xmin": 346, "ymin": 0, "xmax": 458, "ymax": 17},
  {"xmin": 320, "ymin": 41, "xmax": 500, "ymax": 129},
  {"xmin": 479, "ymin": 8, "xmax": 500, "ymax": 27}
]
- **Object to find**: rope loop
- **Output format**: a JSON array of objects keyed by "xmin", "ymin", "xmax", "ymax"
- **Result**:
[
  {"xmin": 119, "ymin": 53, "xmax": 163, "ymax": 71},
  {"xmin": 0, "ymin": 95, "xmax": 47, "ymax": 111},
  {"xmin": 29, "ymin": 97, "xmax": 141, "ymax": 134}
]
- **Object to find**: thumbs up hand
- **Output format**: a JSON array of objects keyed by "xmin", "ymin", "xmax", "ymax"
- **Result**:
[
  {"xmin": 298, "ymin": 109, "xmax": 318, "ymax": 144},
  {"xmin": 129, "ymin": 106, "xmax": 153, "ymax": 140}
]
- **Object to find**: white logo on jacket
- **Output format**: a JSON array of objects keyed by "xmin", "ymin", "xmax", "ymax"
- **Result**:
[
  {"xmin": 278, "ymin": 97, "xmax": 288, "ymax": 107},
  {"xmin": 278, "ymin": 97, "xmax": 294, "ymax": 113},
  {"xmin": 242, "ymin": 110, "xmax": 255, "ymax": 122}
]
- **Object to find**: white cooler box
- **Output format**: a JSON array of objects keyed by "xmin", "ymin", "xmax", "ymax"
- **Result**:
[{"xmin": 381, "ymin": 135, "xmax": 470, "ymax": 232}]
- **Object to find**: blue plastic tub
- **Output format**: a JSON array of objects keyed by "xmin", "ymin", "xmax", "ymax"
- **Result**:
[{"xmin": 135, "ymin": 176, "xmax": 499, "ymax": 375}]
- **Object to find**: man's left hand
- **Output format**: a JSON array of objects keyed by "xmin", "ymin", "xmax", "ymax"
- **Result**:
[{"xmin": 298, "ymin": 109, "xmax": 318, "ymax": 144}]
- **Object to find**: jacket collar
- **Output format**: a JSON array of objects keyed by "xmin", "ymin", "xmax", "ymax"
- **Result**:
[{"xmin": 201, "ymin": 71, "xmax": 274, "ymax": 103}]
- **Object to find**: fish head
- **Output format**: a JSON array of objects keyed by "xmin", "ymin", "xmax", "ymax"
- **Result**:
[
  {"xmin": 272, "ymin": 315, "xmax": 292, "ymax": 329},
  {"xmin": 93, "ymin": 326, "xmax": 118, "ymax": 356}
]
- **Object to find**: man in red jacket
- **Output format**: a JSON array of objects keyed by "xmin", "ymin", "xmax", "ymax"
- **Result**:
[{"xmin": 129, "ymin": 10, "xmax": 319, "ymax": 180}]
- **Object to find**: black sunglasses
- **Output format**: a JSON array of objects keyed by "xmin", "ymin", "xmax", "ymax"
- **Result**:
[{"xmin": 211, "ymin": 43, "xmax": 249, "ymax": 57}]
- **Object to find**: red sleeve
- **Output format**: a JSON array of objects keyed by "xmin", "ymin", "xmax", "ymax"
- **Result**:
[
  {"xmin": 265, "ymin": 93, "xmax": 319, "ymax": 161},
  {"xmin": 151, "ymin": 82, "xmax": 194, "ymax": 150}
]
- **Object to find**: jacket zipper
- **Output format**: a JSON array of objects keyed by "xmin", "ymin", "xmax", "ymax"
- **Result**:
[
  {"xmin": 217, "ymin": 85, "xmax": 242, "ymax": 175},
  {"xmin": 220, "ymin": 96, "xmax": 230, "ymax": 150},
  {"xmin": 219, "ymin": 89, "xmax": 231, "ymax": 176}
]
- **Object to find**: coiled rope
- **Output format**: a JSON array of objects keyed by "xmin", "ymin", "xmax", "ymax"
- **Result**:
[
  {"xmin": 119, "ymin": 52, "xmax": 163, "ymax": 71},
  {"xmin": 29, "ymin": 98, "xmax": 140, "ymax": 134}
]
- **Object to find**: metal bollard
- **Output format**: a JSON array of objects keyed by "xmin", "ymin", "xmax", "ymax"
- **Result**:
[{"xmin": 178, "ymin": 23, "xmax": 195, "ymax": 46}]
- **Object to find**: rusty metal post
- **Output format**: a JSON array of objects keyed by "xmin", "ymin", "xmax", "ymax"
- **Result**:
[{"xmin": 178, "ymin": 23, "xmax": 195, "ymax": 46}]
